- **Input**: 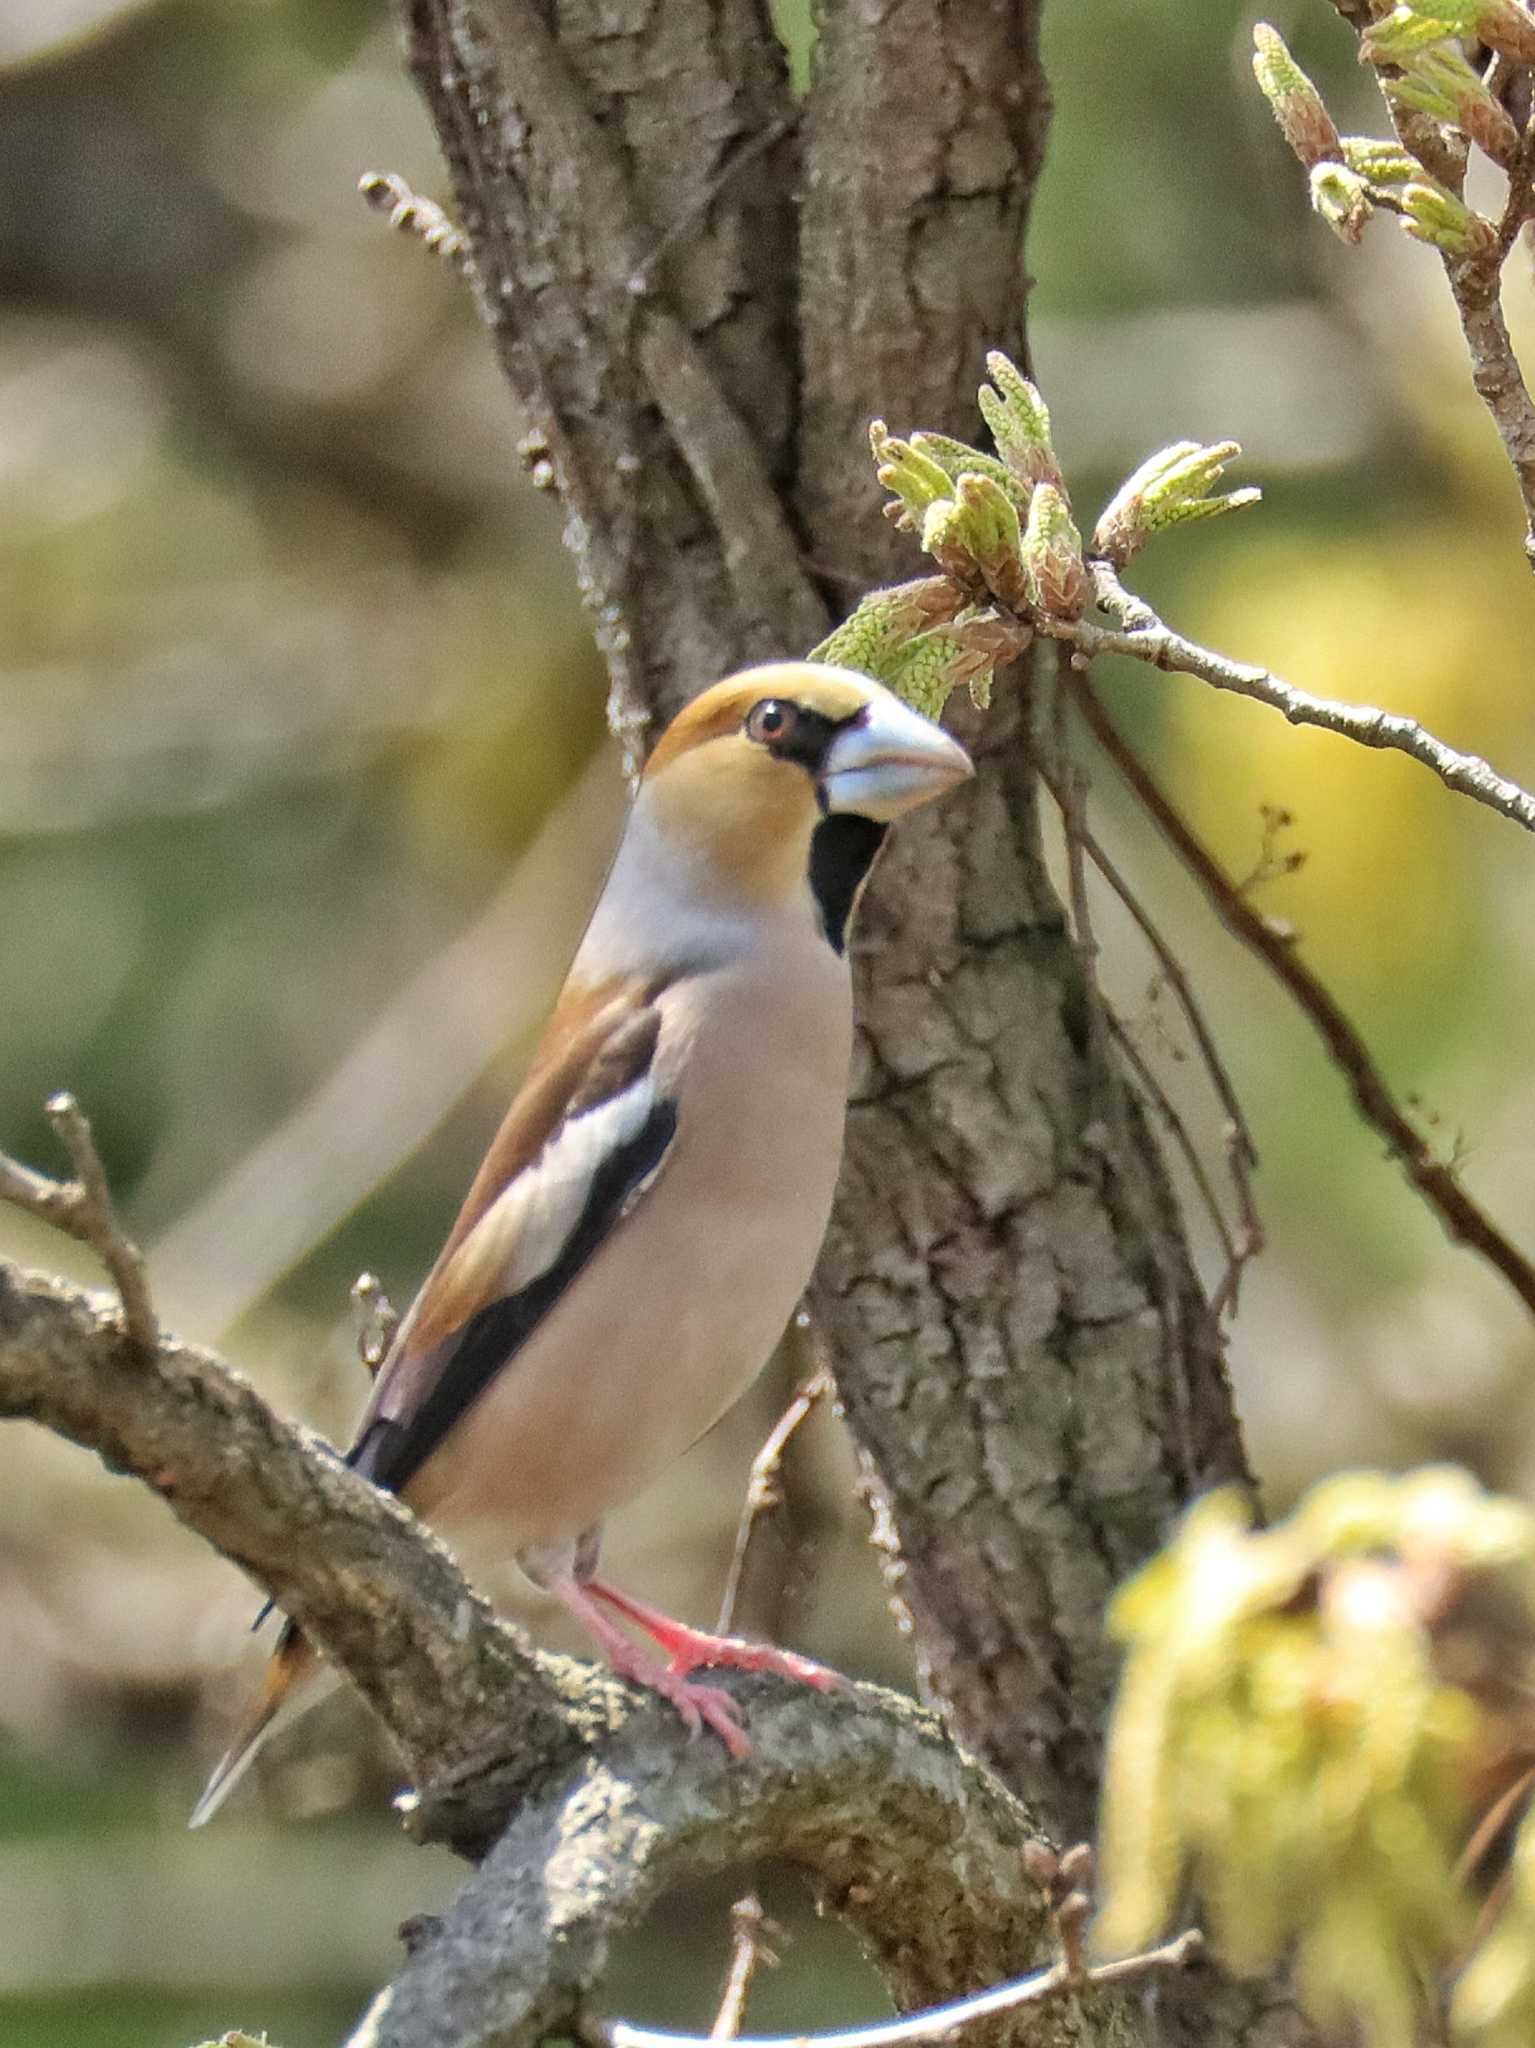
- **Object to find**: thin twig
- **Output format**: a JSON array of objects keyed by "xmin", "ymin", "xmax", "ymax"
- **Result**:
[
  {"xmin": 717, "ymin": 1354, "xmax": 833, "ymax": 1637},
  {"xmin": 0, "ymin": 1094, "xmax": 157, "ymax": 1353},
  {"xmin": 1049, "ymin": 647, "xmax": 1124, "ymax": 1096},
  {"xmin": 1207, "ymin": 1126, "xmax": 1266, "ymax": 1327},
  {"xmin": 601, "ymin": 1929, "xmax": 1204, "ymax": 2048},
  {"xmin": 1031, "ymin": 727, "xmax": 1261, "ymax": 1293},
  {"xmin": 1048, "ymin": 652, "xmax": 1202, "ymax": 1475},
  {"xmin": 628, "ymin": 118, "xmax": 796, "ymax": 296},
  {"xmin": 1106, "ymin": 1011, "xmax": 1239, "ymax": 1275},
  {"xmin": 710, "ymin": 1896, "xmax": 781, "ymax": 2041},
  {"xmin": 1071, "ymin": 674, "xmax": 1535, "ymax": 1323},
  {"xmin": 1062, "ymin": 794, "xmax": 1258, "ymax": 1174},
  {"xmin": 1457, "ymin": 1759, "xmax": 1535, "ymax": 1887},
  {"xmin": 1028, "ymin": 563, "xmax": 1535, "ymax": 836}
]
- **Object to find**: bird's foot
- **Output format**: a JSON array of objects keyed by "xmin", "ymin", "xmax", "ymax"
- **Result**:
[
  {"xmin": 547, "ymin": 1570, "xmax": 838, "ymax": 1757},
  {"xmin": 600, "ymin": 1633, "xmax": 753, "ymax": 1758},
  {"xmin": 588, "ymin": 1578, "xmax": 840, "ymax": 1693}
]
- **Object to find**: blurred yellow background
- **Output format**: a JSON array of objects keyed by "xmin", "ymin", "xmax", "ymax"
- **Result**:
[{"xmin": 3, "ymin": 1, "xmax": 1535, "ymax": 2042}]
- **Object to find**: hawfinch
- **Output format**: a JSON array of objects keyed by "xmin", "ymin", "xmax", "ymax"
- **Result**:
[{"xmin": 191, "ymin": 661, "xmax": 971, "ymax": 1825}]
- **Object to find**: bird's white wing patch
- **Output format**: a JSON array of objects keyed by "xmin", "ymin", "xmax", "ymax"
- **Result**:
[{"xmin": 476, "ymin": 1076, "xmax": 660, "ymax": 1295}]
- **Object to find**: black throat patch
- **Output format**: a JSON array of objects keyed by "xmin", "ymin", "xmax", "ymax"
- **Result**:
[{"xmin": 808, "ymin": 813, "xmax": 888, "ymax": 954}]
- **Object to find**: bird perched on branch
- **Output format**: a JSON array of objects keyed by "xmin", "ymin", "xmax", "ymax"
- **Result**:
[{"xmin": 191, "ymin": 661, "xmax": 971, "ymax": 1825}]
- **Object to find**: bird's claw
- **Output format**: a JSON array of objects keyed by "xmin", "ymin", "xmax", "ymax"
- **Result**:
[{"xmin": 654, "ymin": 1672, "xmax": 752, "ymax": 1757}]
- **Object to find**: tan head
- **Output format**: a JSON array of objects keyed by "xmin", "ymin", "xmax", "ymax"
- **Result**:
[{"xmin": 639, "ymin": 662, "xmax": 973, "ymax": 925}]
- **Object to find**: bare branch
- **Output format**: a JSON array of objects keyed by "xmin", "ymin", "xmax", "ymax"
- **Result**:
[
  {"xmin": 1031, "ymin": 726, "xmax": 1261, "ymax": 1297},
  {"xmin": 1070, "ymin": 675, "xmax": 1535, "ymax": 1324},
  {"xmin": 0, "ymin": 1259, "xmax": 579, "ymax": 1802},
  {"xmin": 709, "ymin": 1896, "xmax": 780, "ymax": 2041},
  {"xmin": 1207, "ymin": 1127, "xmax": 1266, "ymax": 1328},
  {"xmin": 0, "ymin": 1095, "xmax": 157, "ymax": 1354},
  {"xmin": 600, "ymin": 1931, "xmax": 1205, "ymax": 2048},
  {"xmin": 355, "ymin": 1673, "xmax": 1133, "ymax": 2048},
  {"xmin": 717, "ymin": 1353, "xmax": 833, "ymax": 1637},
  {"xmin": 1380, "ymin": 44, "xmax": 1535, "ymax": 568},
  {"xmin": 1031, "ymin": 564, "xmax": 1535, "ymax": 837},
  {"xmin": 1443, "ymin": 230, "xmax": 1535, "ymax": 571},
  {"xmin": 1105, "ymin": 1010, "xmax": 1240, "ymax": 1279}
]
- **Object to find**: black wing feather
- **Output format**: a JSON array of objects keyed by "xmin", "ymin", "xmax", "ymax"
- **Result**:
[{"xmin": 352, "ymin": 1096, "xmax": 678, "ymax": 1495}]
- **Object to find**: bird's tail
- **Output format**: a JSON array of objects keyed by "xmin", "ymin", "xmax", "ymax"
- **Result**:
[{"xmin": 188, "ymin": 1620, "xmax": 321, "ymax": 1828}]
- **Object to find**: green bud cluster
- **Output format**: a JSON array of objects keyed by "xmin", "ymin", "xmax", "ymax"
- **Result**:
[
  {"xmin": 860, "ymin": 349, "xmax": 1260, "ymax": 715},
  {"xmin": 1256, "ymin": 10, "xmax": 1525, "ymax": 258},
  {"xmin": 808, "ymin": 576, "xmax": 965, "ymax": 681},
  {"xmin": 1098, "ymin": 1468, "xmax": 1535, "ymax": 2048},
  {"xmin": 905, "ymin": 431, "xmax": 1032, "ymax": 513},
  {"xmin": 869, "ymin": 420, "xmax": 954, "ymax": 528},
  {"xmin": 808, "ymin": 579, "xmax": 1029, "ymax": 718},
  {"xmin": 1341, "ymin": 136, "xmax": 1426, "ymax": 188},
  {"xmin": 1365, "ymin": 0, "xmax": 1535, "ymax": 66},
  {"xmin": 1019, "ymin": 485, "xmax": 1089, "ymax": 620},
  {"xmin": 871, "ymin": 354, "xmax": 1084, "ymax": 621}
]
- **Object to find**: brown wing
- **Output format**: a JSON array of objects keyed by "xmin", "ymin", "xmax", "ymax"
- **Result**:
[{"xmin": 345, "ymin": 973, "xmax": 676, "ymax": 1494}]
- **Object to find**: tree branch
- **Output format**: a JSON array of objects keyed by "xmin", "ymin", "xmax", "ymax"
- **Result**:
[
  {"xmin": 0, "ymin": 1259, "xmax": 582, "ymax": 1800},
  {"xmin": 0, "ymin": 1127, "xmax": 1148, "ymax": 2042},
  {"xmin": 352, "ymin": 1679, "xmax": 1097, "ymax": 2048},
  {"xmin": 1445, "ymin": 226, "xmax": 1535, "ymax": 570},
  {"xmin": 708, "ymin": 1895, "xmax": 779, "ymax": 2042},
  {"xmin": 1029, "ymin": 564, "xmax": 1535, "ymax": 838},
  {"xmin": 600, "ymin": 1930, "xmax": 1204, "ymax": 2048},
  {"xmin": 716, "ymin": 1356, "xmax": 833, "ymax": 1639},
  {"xmin": 1069, "ymin": 674, "xmax": 1535, "ymax": 1324},
  {"xmin": 0, "ymin": 1091, "xmax": 157, "ymax": 1354}
]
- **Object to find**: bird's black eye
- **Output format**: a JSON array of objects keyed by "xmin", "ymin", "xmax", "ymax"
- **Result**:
[{"xmin": 746, "ymin": 698, "xmax": 799, "ymax": 747}]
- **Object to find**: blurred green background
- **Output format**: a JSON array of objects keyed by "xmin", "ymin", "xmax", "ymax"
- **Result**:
[{"xmin": 3, "ymin": 1, "xmax": 1535, "ymax": 2041}]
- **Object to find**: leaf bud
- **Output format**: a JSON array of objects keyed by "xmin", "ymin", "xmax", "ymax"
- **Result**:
[
  {"xmin": 1251, "ymin": 24, "xmax": 1343, "ymax": 168},
  {"xmin": 1308, "ymin": 161, "xmax": 1374, "ymax": 244},
  {"xmin": 977, "ymin": 351, "xmax": 1064, "ymax": 491},
  {"xmin": 1020, "ymin": 484, "xmax": 1089, "ymax": 621},
  {"xmin": 1399, "ymin": 179, "xmax": 1499, "ymax": 254}
]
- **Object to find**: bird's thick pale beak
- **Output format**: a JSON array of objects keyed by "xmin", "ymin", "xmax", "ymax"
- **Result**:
[{"xmin": 820, "ymin": 695, "xmax": 974, "ymax": 822}]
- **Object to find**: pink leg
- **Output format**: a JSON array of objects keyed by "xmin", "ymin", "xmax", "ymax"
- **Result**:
[
  {"xmin": 547, "ymin": 1574, "xmax": 753, "ymax": 1757},
  {"xmin": 586, "ymin": 1577, "xmax": 840, "ymax": 1695}
]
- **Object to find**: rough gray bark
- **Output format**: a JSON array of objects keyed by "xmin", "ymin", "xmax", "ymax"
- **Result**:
[
  {"xmin": 818, "ymin": 685, "xmax": 1248, "ymax": 1840},
  {"xmin": 796, "ymin": 0, "xmax": 1049, "ymax": 590},
  {"xmin": 403, "ymin": 0, "xmax": 827, "ymax": 769},
  {"xmin": 368, "ymin": 1687, "xmax": 1112, "ymax": 2048}
]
